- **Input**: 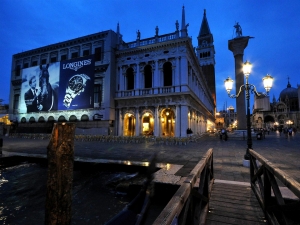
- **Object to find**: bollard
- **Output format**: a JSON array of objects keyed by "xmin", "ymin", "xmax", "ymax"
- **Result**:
[{"xmin": 45, "ymin": 122, "xmax": 75, "ymax": 225}]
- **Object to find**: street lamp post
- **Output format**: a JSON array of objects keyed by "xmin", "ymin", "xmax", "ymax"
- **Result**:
[{"xmin": 224, "ymin": 61, "xmax": 274, "ymax": 164}]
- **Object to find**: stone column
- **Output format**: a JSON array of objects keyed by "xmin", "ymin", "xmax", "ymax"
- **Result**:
[
  {"xmin": 180, "ymin": 56, "xmax": 188, "ymax": 92},
  {"xmin": 228, "ymin": 36, "xmax": 253, "ymax": 130},
  {"xmin": 120, "ymin": 66, "xmax": 125, "ymax": 91},
  {"xmin": 154, "ymin": 106, "xmax": 159, "ymax": 137},
  {"xmin": 154, "ymin": 60, "xmax": 159, "ymax": 87},
  {"xmin": 181, "ymin": 105, "xmax": 189, "ymax": 137},
  {"xmin": 175, "ymin": 57, "xmax": 180, "ymax": 86},
  {"xmin": 118, "ymin": 110, "xmax": 123, "ymax": 136},
  {"xmin": 175, "ymin": 105, "xmax": 181, "ymax": 137},
  {"xmin": 135, "ymin": 65, "xmax": 140, "ymax": 90},
  {"xmin": 135, "ymin": 107, "xmax": 140, "ymax": 136},
  {"xmin": 154, "ymin": 60, "xmax": 159, "ymax": 94}
]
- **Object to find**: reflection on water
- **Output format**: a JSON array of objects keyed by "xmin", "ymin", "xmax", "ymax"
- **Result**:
[
  {"xmin": 0, "ymin": 163, "xmax": 48, "ymax": 224},
  {"xmin": 0, "ymin": 159, "xmax": 146, "ymax": 225}
]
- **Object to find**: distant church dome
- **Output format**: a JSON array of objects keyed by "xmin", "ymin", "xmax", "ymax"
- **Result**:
[
  {"xmin": 278, "ymin": 79, "xmax": 299, "ymax": 111},
  {"xmin": 279, "ymin": 81, "xmax": 298, "ymax": 100}
]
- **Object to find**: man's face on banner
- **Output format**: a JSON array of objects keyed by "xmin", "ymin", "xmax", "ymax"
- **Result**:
[{"xmin": 29, "ymin": 77, "xmax": 37, "ymax": 89}]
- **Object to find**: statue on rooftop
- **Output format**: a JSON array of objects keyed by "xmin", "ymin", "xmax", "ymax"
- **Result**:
[
  {"xmin": 175, "ymin": 20, "xmax": 179, "ymax": 31},
  {"xmin": 137, "ymin": 30, "xmax": 141, "ymax": 40},
  {"xmin": 155, "ymin": 26, "xmax": 159, "ymax": 36},
  {"xmin": 234, "ymin": 22, "xmax": 242, "ymax": 37}
]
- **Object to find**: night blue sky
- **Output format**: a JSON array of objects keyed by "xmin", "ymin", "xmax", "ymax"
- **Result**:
[{"xmin": 1, "ymin": 0, "xmax": 300, "ymax": 112}]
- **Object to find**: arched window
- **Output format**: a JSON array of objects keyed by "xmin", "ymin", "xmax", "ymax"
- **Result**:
[
  {"xmin": 48, "ymin": 116, "xmax": 55, "ymax": 122},
  {"xmin": 58, "ymin": 116, "xmax": 66, "ymax": 122},
  {"xmin": 123, "ymin": 113, "xmax": 135, "ymax": 136},
  {"xmin": 81, "ymin": 114, "xmax": 89, "ymax": 121},
  {"xmin": 142, "ymin": 112, "xmax": 154, "ymax": 135},
  {"xmin": 29, "ymin": 117, "xmax": 36, "ymax": 123},
  {"xmin": 38, "ymin": 116, "xmax": 45, "ymax": 123},
  {"xmin": 160, "ymin": 108, "xmax": 175, "ymax": 137},
  {"xmin": 144, "ymin": 65, "xmax": 152, "ymax": 88},
  {"xmin": 163, "ymin": 62, "xmax": 172, "ymax": 86},
  {"xmin": 126, "ymin": 68, "xmax": 134, "ymax": 90},
  {"xmin": 69, "ymin": 115, "xmax": 77, "ymax": 122}
]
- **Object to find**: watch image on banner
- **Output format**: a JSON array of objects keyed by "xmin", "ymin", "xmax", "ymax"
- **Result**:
[{"xmin": 57, "ymin": 55, "xmax": 95, "ymax": 110}]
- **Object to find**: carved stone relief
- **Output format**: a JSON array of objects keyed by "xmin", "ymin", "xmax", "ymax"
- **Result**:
[{"xmin": 121, "ymin": 65, "xmax": 128, "ymax": 73}]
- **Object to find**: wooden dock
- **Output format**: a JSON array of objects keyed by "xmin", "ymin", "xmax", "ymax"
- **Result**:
[{"xmin": 206, "ymin": 180, "xmax": 267, "ymax": 225}]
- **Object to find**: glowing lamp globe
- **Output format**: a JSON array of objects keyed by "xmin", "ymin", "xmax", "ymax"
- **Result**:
[
  {"xmin": 243, "ymin": 60, "xmax": 252, "ymax": 77},
  {"xmin": 262, "ymin": 74, "xmax": 273, "ymax": 93},
  {"xmin": 224, "ymin": 77, "xmax": 234, "ymax": 94}
]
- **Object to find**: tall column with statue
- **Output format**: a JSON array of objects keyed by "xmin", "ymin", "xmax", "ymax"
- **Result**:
[{"xmin": 228, "ymin": 22, "xmax": 253, "ymax": 130}]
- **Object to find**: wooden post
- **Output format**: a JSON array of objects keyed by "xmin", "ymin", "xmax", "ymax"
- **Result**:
[{"xmin": 45, "ymin": 123, "xmax": 75, "ymax": 225}]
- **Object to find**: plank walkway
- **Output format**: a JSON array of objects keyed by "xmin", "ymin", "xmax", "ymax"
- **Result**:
[{"xmin": 206, "ymin": 180, "xmax": 267, "ymax": 225}]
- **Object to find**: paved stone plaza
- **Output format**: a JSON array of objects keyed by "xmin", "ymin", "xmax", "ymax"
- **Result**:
[{"xmin": 1, "ymin": 131, "xmax": 300, "ymax": 185}]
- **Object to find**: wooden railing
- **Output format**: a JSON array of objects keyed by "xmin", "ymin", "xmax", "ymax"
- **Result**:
[
  {"xmin": 153, "ymin": 148, "xmax": 214, "ymax": 225},
  {"xmin": 249, "ymin": 149, "xmax": 300, "ymax": 225}
]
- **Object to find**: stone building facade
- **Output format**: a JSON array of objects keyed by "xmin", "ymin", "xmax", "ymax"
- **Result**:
[
  {"xmin": 252, "ymin": 80, "xmax": 300, "ymax": 130},
  {"xmin": 8, "ymin": 7, "xmax": 216, "ymax": 137}
]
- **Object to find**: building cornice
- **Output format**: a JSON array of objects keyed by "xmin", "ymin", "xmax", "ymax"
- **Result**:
[
  {"xmin": 116, "ymin": 38, "xmax": 190, "ymax": 56},
  {"xmin": 13, "ymin": 31, "xmax": 110, "ymax": 59}
]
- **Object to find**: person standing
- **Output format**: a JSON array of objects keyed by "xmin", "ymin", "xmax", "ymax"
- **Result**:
[
  {"xmin": 220, "ymin": 128, "xmax": 228, "ymax": 141},
  {"xmin": 24, "ymin": 76, "xmax": 41, "ymax": 113}
]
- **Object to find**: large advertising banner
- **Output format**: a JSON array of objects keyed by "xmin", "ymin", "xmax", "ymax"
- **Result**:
[
  {"xmin": 58, "ymin": 55, "xmax": 94, "ymax": 110},
  {"xmin": 20, "ymin": 62, "xmax": 60, "ymax": 113},
  {"xmin": 19, "ymin": 55, "xmax": 95, "ymax": 114}
]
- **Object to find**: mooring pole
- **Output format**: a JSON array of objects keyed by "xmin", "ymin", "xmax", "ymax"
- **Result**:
[{"xmin": 45, "ymin": 122, "xmax": 75, "ymax": 225}]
